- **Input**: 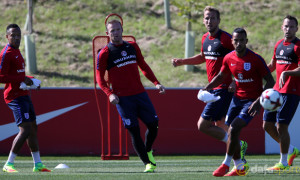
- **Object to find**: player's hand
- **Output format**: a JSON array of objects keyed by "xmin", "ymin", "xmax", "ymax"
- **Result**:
[
  {"xmin": 156, "ymin": 84, "xmax": 166, "ymax": 94},
  {"xmin": 228, "ymin": 81, "xmax": 236, "ymax": 92},
  {"xmin": 279, "ymin": 71, "xmax": 287, "ymax": 89},
  {"xmin": 248, "ymin": 99, "xmax": 261, "ymax": 116},
  {"xmin": 109, "ymin": 94, "xmax": 119, "ymax": 105},
  {"xmin": 24, "ymin": 76, "xmax": 33, "ymax": 86},
  {"xmin": 172, "ymin": 58, "xmax": 184, "ymax": 67}
]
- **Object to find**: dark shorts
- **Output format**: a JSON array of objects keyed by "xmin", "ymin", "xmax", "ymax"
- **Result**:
[
  {"xmin": 225, "ymin": 96, "xmax": 255, "ymax": 126},
  {"xmin": 7, "ymin": 95, "xmax": 36, "ymax": 126},
  {"xmin": 116, "ymin": 92, "xmax": 158, "ymax": 129},
  {"xmin": 263, "ymin": 93, "xmax": 300, "ymax": 125},
  {"xmin": 201, "ymin": 89, "xmax": 233, "ymax": 121}
]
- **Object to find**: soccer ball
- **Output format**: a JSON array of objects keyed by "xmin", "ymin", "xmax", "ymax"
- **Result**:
[{"xmin": 259, "ymin": 89, "xmax": 283, "ymax": 111}]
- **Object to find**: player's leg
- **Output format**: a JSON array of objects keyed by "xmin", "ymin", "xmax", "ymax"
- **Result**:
[
  {"xmin": 197, "ymin": 117, "xmax": 227, "ymax": 141},
  {"xmin": 223, "ymin": 98, "xmax": 254, "ymax": 176},
  {"xmin": 198, "ymin": 89, "xmax": 232, "ymax": 141},
  {"xmin": 266, "ymin": 94, "xmax": 299, "ymax": 169},
  {"xmin": 214, "ymin": 117, "xmax": 228, "ymax": 132},
  {"xmin": 127, "ymin": 126, "xmax": 150, "ymax": 164},
  {"xmin": 144, "ymin": 121, "xmax": 158, "ymax": 166},
  {"xmin": 116, "ymin": 94, "xmax": 154, "ymax": 172},
  {"xmin": 213, "ymin": 96, "xmax": 241, "ymax": 177},
  {"xmin": 3, "ymin": 96, "xmax": 33, "ymax": 173},
  {"xmin": 136, "ymin": 92, "xmax": 159, "ymax": 172}
]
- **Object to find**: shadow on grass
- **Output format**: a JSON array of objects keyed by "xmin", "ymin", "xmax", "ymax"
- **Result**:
[
  {"xmin": 36, "ymin": 31, "xmax": 92, "ymax": 42},
  {"xmin": 37, "ymin": 71, "xmax": 91, "ymax": 83}
]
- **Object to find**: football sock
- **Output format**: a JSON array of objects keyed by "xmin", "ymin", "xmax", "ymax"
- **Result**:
[
  {"xmin": 127, "ymin": 126, "xmax": 149, "ymax": 165},
  {"xmin": 221, "ymin": 133, "xmax": 228, "ymax": 143},
  {"xmin": 233, "ymin": 159, "xmax": 244, "ymax": 170},
  {"xmin": 31, "ymin": 151, "xmax": 41, "ymax": 164},
  {"xmin": 222, "ymin": 154, "xmax": 233, "ymax": 167},
  {"xmin": 7, "ymin": 151, "xmax": 17, "ymax": 164},
  {"xmin": 145, "ymin": 121, "xmax": 158, "ymax": 152},
  {"xmin": 280, "ymin": 153, "xmax": 288, "ymax": 166}
]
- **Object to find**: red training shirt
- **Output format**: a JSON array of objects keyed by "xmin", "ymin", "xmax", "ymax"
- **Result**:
[{"xmin": 96, "ymin": 41, "xmax": 160, "ymax": 97}]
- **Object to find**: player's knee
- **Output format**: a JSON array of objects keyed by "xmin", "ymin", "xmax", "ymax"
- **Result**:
[
  {"xmin": 228, "ymin": 126, "xmax": 239, "ymax": 136},
  {"xmin": 197, "ymin": 119, "xmax": 210, "ymax": 132},
  {"xmin": 277, "ymin": 124, "xmax": 289, "ymax": 136},
  {"xmin": 147, "ymin": 121, "xmax": 158, "ymax": 131}
]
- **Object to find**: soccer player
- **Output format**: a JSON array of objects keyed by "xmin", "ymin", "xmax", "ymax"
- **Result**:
[
  {"xmin": 96, "ymin": 19, "xmax": 165, "ymax": 173},
  {"xmin": 205, "ymin": 28, "xmax": 275, "ymax": 176},
  {"xmin": 264, "ymin": 15, "xmax": 300, "ymax": 171},
  {"xmin": 0, "ymin": 24, "xmax": 51, "ymax": 173},
  {"xmin": 172, "ymin": 6, "xmax": 248, "ymax": 161}
]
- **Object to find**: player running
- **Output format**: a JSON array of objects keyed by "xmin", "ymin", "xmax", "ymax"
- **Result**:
[
  {"xmin": 0, "ymin": 24, "xmax": 51, "ymax": 173},
  {"xmin": 205, "ymin": 28, "xmax": 275, "ymax": 176},
  {"xmin": 96, "ymin": 19, "xmax": 165, "ymax": 173},
  {"xmin": 171, "ymin": 6, "xmax": 248, "ymax": 162},
  {"xmin": 264, "ymin": 15, "xmax": 300, "ymax": 171}
]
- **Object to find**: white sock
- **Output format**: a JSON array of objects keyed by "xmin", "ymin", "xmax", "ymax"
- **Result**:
[
  {"xmin": 31, "ymin": 151, "xmax": 41, "ymax": 164},
  {"xmin": 280, "ymin": 153, "xmax": 288, "ymax": 166},
  {"xmin": 233, "ymin": 159, "xmax": 244, "ymax": 170},
  {"xmin": 221, "ymin": 133, "xmax": 228, "ymax": 143},
  {"xmin": 222, "ymin": 154, "xmax": 232, "ymax": 167},
  {"xmin": 288, "ymin": 145, "xmax": 295, "ymax": 154},
  {"xmin": 7, "ymin": 151, "xmax": 17, "ymax": 164}
]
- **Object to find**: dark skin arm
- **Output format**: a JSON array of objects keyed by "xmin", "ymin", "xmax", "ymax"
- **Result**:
[
  {"xmin": 247, "ymin": 73, "xmax": 275, "ymax": 116},
  {"xmin": 204, "ymin": 71, "xmax": 230, "ymax": 91}
]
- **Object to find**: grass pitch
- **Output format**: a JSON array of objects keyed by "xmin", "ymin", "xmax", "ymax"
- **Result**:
[{"xmin": 0, "ymin": 155, "xmax": 299, "ymax": 180}]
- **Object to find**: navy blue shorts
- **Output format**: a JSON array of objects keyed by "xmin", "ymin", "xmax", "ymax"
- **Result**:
[
  {"xmin": 116, "ymin": 92, "xmax": 158, "ymax": 129},
  {"xmin": 201, "ymin": 89, "xmax": 233, "ymax": 121},
  {"xmin": 263, "ymin": 93, "xmax": 300, "ymax": 125},
  {"xmin": 7, "ymin": 95, "xmax": 36, "ymax": 126},
  {"xmin": 225, "ymin": 96, "xmax": 255, "ymax": 126}
]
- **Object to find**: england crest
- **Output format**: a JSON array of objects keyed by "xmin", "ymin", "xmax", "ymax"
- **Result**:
[
  {"xmin": 244, "ymin": 63, "xmax": 251, "ymax": 71},
  {"xmin": 121, "ymin": 51, "xmax": 127, "ymax": 56}
]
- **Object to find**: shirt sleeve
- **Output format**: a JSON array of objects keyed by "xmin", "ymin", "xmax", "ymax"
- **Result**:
[
  {"xmin": 96, "ymin": 47, "xmax": 113, "ymax": 97},
  {"xmin": 220, "ymin": 55, "xmax": 231, "ymax": 75},
  {"xmin": 131, "ymin": 42, "xmax": 160, "ymax": 85},
  {"xmin": 295, "ymin": 41, "xmax": 300, "ymax": 65},
  {"xmin": 0, "ymin": 53, "xmax": 25, "ymax": 83},
  {"xmin": 221, "ymin": 32, "xmax": 235, "ymax": 51}
]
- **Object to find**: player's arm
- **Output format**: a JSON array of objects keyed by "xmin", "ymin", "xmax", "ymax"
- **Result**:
[
  {"xmin": 133, "ymin": 43, "xmax": 166, "ymax": 94},
  {"xmin": 172, "ymin": 53, "xmax": 205, "ymax": 67},
  {"xmin": 204, "ymin": 71, "xmax": 229, "ymax": 91},
  {"xmin": 267, "ymin": 58, "xmax": 276, "ymax": 72},
  {"xmin": 248, "ymin": 73, "xmax": 275, "ymax": 116},
  {"xmin": 279, "ymin": 65, "xmax": 300, "ymax": 89},
  {"xmin": 0, "ymin": 55, "xmax": 25, "ymax": 83}
]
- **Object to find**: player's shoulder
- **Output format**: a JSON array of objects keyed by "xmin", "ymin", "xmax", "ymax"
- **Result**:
[
  {"xmin": 247, "ymin": 49, "xmax": 265, "ymax": 62},
  {"xmin": 294, "ymin": 37, "xmax": 300, "ymax": 46},
  {"xmin": 274, "ymin": 39, "xmax": 284, "ymax": 47},
  {"xmin": 202, "ymin": 32, "xmax": 210, "ymax": 39},
  {"xmin": 127, "ymin": 41, "xmax": 138, "ymax": 47},
  {"xmin": 220, "ymin": 29, "xmax": 232, "ymax": 39},
  {"xmin": 224, "ymin": 50, "xmax": 235, "ymax": 60},
  {"xmin": 0, "ymin": 45, "xmax": 13, "ymax": 58}
]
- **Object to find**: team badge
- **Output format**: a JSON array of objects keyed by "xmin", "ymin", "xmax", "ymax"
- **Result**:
[
  {"xmin": 238, "ymin": 73, "xmax": 243, "ymax": 80},
  {"xmin": 124, "ymin": 118, "xmax": 131, "ymax": 125},
  {"xmin": 280, "ymin": 49, "xmax": 284, "ymax": 55},
  {"xmin": 208, "ymin": 45, "xmax": 212, "ymax": 51},
  {"xmin": 24, "ymin": 113, "xmax": 29, "ymax": 119},
  {"xmin": 244, "ymin": 63, "xmax": 251, "ymax": 71},
  {"xmin": 121, "ymin": 51, "xmax": 127, "ymax": 56}
]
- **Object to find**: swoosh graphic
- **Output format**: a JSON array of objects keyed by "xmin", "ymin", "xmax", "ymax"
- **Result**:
[{"xmin": 0, "ymin": 102, "xmax": 88, "ymax": 141}]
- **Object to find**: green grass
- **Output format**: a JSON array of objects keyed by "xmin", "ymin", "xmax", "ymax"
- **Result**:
[
  {"xmin": 0, "ymin": 0, "xmax": 300, "ymax": 88},
  {"xmin": 0, "ymin": 155, "xmax": 299, "ymax": 179}
]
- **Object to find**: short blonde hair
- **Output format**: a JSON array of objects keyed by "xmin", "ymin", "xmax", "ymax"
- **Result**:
[{"xmin": 204, "ymin": 6, "xmax": 220, "ymax": 20}]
